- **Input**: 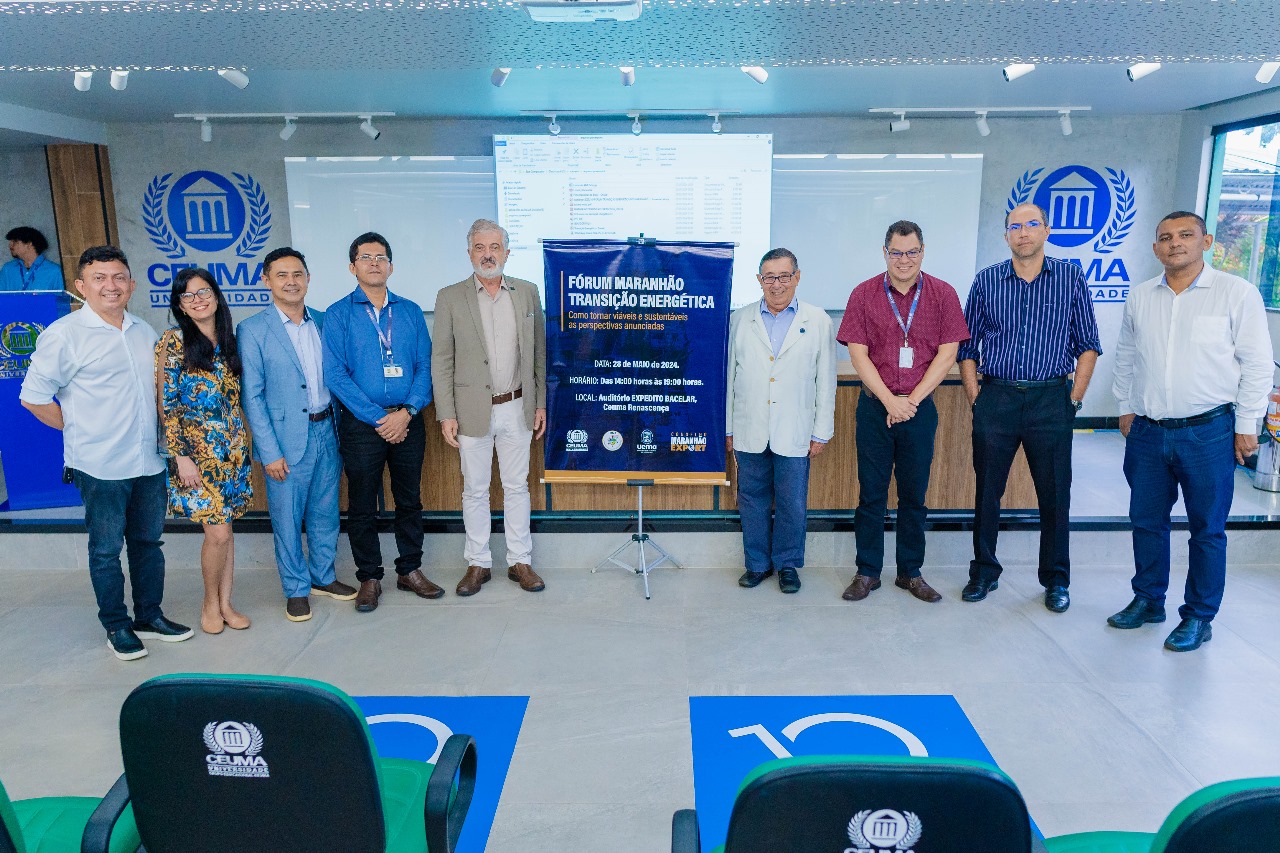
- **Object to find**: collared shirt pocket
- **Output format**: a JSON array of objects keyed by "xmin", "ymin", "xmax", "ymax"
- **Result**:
[{"xmin": 1191, "ymin": 315, "xmax": 1230, "ymax": 347}]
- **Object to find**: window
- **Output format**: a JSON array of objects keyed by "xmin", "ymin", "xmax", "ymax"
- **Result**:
[{"xmin": 1205, "ymin": 116, "xmax": 1280, "ymax": 308}]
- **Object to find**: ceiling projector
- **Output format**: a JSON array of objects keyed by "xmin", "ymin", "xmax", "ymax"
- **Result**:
[{"xmin": 520, "ymin": 0, "xmax": 643, "ymax": 22}]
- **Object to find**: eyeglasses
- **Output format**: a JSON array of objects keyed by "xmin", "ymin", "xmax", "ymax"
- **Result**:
[
  {"xmin": 1006, "ymin": 220, "xmax": 1044, "ymax": 232},
  {"xmin": 355, "ymin": 254, "xmax": 390, "ymax": 264},
  {"xmin": 886, "ymin": 249, "xmax": 923, "ymax": 260},
  {"xmin": 179, "ymin": 288, "xmax": 214, "ymax": 303},
  {"xmin": 760, "ymin": 272, "xmax": 798, "ymax": 285}
]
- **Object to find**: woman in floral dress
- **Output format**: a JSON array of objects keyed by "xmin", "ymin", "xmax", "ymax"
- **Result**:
[{"xmin": 158, "ymin": 268, "xmax": 253, "ymax": 634}]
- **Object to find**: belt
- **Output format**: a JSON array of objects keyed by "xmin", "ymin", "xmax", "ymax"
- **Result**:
[
  {"xmin": 983, "ymin": 376, "xmax": 1068, "ymax": 389},
  {"xmin": 492, "ymin": 387, "xmax": 523, "ymax": 405},
  {"xmin": 308, "ymin": 406, "xmax": 332, "ymax": 423},
  {"xmin": 1139, "ymin": 403, "xmax": 1233, "ymax": 430}
]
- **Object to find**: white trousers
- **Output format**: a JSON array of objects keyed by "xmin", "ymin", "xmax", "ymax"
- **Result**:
[{"xmin": 457, "ymin": 399, "xmax": 533, "ymax": 567}]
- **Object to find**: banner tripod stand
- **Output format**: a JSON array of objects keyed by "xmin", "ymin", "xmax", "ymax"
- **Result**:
[{"xmin": 594, "ymin": 479, "xmax": 682, "ymax": 599}]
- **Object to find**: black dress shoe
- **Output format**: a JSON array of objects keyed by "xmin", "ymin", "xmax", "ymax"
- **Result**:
[
  {"xmin": 1107, "ymin": 596, "xmax": 1166, "ymax": 629},
  {"xmin": 1165, "ymin": 617, "xmax": 1212, "ymax": 652},
  {"xmin": 738, "ymin": 569, "xmax": 775, "ymax": 588},
  {"xmin": 961, "ymin": 578, "xmax": 998, "ymax": 602},
  {"xmin": 1044, "ymin": 586, "xmax": 1070, "ymax": 613},
  {"xmin": 778, "ymin": 567, "xmax": 801, "ymax": 594}
]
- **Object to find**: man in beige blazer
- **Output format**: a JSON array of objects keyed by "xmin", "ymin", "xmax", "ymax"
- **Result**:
[
  {"xmin": 432, "ymin": 219, "xmax": 547, "ymax": 595},
  {"xmin": 726, "ymin": 247, "xmax": 836, "ymax": 593}
]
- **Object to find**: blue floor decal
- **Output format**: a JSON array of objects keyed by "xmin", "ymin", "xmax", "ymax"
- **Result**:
[
  {"xmin": 689, "ymin": 695, "xmax": 1032, "ymax": 851},
  {"xmin": 355, "ymin": 695, "xmax": 528, "ymax": 853}
]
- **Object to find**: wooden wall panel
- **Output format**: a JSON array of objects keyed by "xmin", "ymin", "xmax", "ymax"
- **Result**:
[{"xmin": 46, "ymin": 144, "xmax": 116, "ymax": 291}]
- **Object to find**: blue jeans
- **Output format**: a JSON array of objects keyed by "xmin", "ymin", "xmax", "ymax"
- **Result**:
[
  {"xmin": 263, "ymin": 419, "xmax": 341, "ymax": 598},
  {"xmin": 72, "ymin": 469, "xmax": 167, "ymax": 632},
  {"xmin": 735, "ymin": 446, "xmax": 811, "ymax": 575},
  {"xmin": 1123, "ymin": 411, "xmax": 1236, "ymax": 621}
]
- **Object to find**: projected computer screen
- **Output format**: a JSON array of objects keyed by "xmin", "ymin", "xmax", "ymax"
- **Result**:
[{"xmin": 493, "ymin": 134, "xmax": 774, "ymax": 309}]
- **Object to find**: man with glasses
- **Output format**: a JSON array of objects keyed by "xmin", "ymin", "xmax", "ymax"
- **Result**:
[
  {"xmin": 838, "ymin": 221, "xmax": 969, "ymax": 604},
  {"xmin": 959, "ymin": 203, "xmax": 1100, "ymax": 612},
  {"xmin": 21, "ymin": 246, "xmax": 192, "ymax": 660},
  {"xmin": 322, "ymin": 232, "xmax": 437, "ymax": 613},
  {"xmin": 432, "ymin": 219, "xmax": 547, "ymax": 596},
  {"xmin": 727, "ymin": 248, "xmax": 836, "ymax": 593},
  {"xmin": 1109, "ymin": 211, "xmax": 1272, "ymax": 651}
]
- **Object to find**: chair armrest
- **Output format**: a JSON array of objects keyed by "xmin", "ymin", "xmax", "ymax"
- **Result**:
[
  {"xmin": 424, "ymin": 734, "xmax": 477, "ymax": 853},
  {"xmin": 81, "ymin": 773, "xmax": 130, "ymax": 853},
  {"xmin": 671, "ymin": 809, "xmax": 700, "ymax": 853}
]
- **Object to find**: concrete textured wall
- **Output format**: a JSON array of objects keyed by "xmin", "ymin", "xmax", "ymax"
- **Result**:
[{"xmin": 0, "ymin": 147, "xmax": 60, "ymax": 269}]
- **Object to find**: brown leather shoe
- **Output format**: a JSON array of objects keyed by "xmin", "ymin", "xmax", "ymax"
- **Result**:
[
  {"xmin": 355, "ymin": 579, "xmax": 381, "ymax": 613},
  {"xmin": 842, "ymin": 575, "xmax": 881, "ymax": 601},
  {"xmin": 895, "ymin": 575, "xmax": 943, "ymax": 603},
  {"xmin": 508, "ymin": 562, "xmax": 545, "ymax": 592},
  {"xmin": 397, "ymin": 569, "xmax": 445, "ymax": 599},
  {"xmin": 456, "ymin": 565, "xmax": 492, "ymax": 597}
]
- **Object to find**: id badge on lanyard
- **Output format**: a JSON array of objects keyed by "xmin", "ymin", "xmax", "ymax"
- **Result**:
[
  {"xmin": 366, "ymin": 304, "xmax": 403, "ymax": 378},
  {"xmin": 885, "ymin": 275, "xmax": 922, "ymax": 370}
]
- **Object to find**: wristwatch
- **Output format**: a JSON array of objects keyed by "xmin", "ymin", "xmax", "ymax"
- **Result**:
[
  {"xmin": 1069, "ymin": 398, "xmax": 1083, "ymax": 412},
  {"xmin": 405, "ymin": 405, "xmax": 419, "ymax": 417}
]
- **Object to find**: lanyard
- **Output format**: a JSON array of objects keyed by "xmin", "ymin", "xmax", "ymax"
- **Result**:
[
  {"xmin": 883, "ymin": 273, "xmax": 922, "ymax": 345},
  {"xmin": 363, "ymin": 303, "xmax": 393, "ymax": 356}
]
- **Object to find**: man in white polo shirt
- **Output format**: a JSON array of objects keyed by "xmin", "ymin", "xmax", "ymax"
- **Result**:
[
  {"xmin": 1110, "ymin": 211, "xmax": 1273, "ymax": 652},
  {"xmin": 20, "ymin": 245, "xmax": 192, "ymax": 661}
]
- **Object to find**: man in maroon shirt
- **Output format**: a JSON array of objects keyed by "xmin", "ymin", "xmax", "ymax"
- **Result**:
[{"xmin": 837, "ymin": 220, "xmax": 970, "ymax": 603}]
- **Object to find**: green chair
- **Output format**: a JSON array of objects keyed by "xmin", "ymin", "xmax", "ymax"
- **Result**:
[
  {"xmin": 0, "ymin": 772, "xmax": 138, "ymax": 853},
  {"xmin": 672, "ymin": 755, "xmax": 1035, "ymax": 853},
  {"xmin": 1044, "ymin": 777, "xmax": 1280, "ymax": 853},
  {"xmin": 113, "ymin": 673, "xmax": 476, "ymax": 853}
]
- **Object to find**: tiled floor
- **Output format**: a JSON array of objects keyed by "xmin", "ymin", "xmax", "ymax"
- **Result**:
[{"xmin": 1, "ymin": 527, "xmax": 1279, "ymax": 851}]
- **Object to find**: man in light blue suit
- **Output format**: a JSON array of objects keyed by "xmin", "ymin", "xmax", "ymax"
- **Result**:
[{"xmin": 239, "ymin": 247, "xmax": 357, "ymax": 621}]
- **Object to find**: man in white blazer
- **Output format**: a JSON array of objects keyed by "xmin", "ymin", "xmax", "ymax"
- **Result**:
[
  {"xmin": 726, "ymin": 248, "xmax": 836, "ymax": 593},
  {"xmin": 239, "ymin": 247, "xmax": 357, "ymax": 622}
]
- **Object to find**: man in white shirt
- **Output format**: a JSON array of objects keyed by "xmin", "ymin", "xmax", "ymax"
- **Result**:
[
  {"xmin": 20, "ymin": 246, "xmax": 192, "ymax": 661},
  {"xmin": 1111, "ymin": 211, "xmax": 1273, "ymax": 652},
  {"xmin": 726, "ymin": 248, "xmax": 836, "ymax": 593}
]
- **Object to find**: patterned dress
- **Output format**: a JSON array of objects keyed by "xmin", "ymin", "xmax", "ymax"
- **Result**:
[{"xmin": 158, "ymin": 329, "xmax": 253, "ymax": 524}]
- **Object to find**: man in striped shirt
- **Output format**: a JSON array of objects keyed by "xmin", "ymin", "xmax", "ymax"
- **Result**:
[{"xmin": 958, "ymin": 202, "xmax": 1101, "ymax": 612}]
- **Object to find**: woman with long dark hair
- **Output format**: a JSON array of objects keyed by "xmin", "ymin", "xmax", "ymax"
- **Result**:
[{"xmin": 157, "ymin": 267, "xmax": 253, "ymax": 634}]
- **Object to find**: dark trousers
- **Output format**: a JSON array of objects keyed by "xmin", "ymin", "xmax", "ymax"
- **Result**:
[
  {"xmin": 339, "ymin": 410, "xmax": 426, "ymax": 582},
  {"xmin": 854, "ymin": 394, "xmax": 937, "ymax": 579},
  {"xmin": 971, "ymin": 382, "xmax": 1075, "ymax": 588},
  {"xmin": 735, "ymin": 446, "xmax": 811, "ymax": 574},
  {"xmin": 1124, "ymin": 411, "xmax": 1235, "ymax": 621},
  {"xmin": 72, "ymin": 469, "xmax": 167, "ymax": 632}
]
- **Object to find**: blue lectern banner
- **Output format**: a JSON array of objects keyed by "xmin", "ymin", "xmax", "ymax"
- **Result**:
[
  {"xmin": 0, "ymin": 292, "xmax": 81, "ymax": 510},
  {"xmin": 543, "ymin": 239, "xmax": 733, "ymax": 477}
]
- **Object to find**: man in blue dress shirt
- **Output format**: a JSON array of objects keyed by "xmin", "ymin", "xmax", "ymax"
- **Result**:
[
  {"xmin": 322, "ymin": 232, "xmax": 438, "ymax": 613},
  {"xmin": 1, "ymin": 227, "xmax": 64, "ymax": 291},
  {"xmin": 958, "ymin": 203, "xmax": 1101, "ymax": 612}
]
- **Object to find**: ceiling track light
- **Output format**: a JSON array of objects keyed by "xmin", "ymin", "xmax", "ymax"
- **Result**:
[
  {"xmin": 359, "ymin": 115, "xmax": 381, "ymax": 140},
  {"xmin": 547, "ymin": 113, "xmax": 560, "ymax": 135},
  {"xmin": 619, "ymin": 66, "xmax": 636, "ymax": 87},
  {"xmin": 975, "ymin": 111, "xmax": 991, "ymax": 137},
  {"xmin": 741, "ymin": 66, "xmax": 768, "ymax": 84},
  {"xmin": 109, "ymin": 70, "xmax": 128, "ymax": 91},
  {"xmin": 710, "ymin": 112, "xmax": 722, "ymax": 134},
  {"xmin": 196, "ymin": 116, "xmax": 212, "ymax": 143},
  {"xmin": 1127, "ymin": 62, "xmax": 1161, "ymax": 82},
  {"xmin": 1257, "ymin": 62, "xmax": 1280, "ymax": 85},
  {"xmin": 630, "ymin": 113, "xmax": 642, "ymax": 135},
  {"xmin": 73, "ymin": 70, "xmax": 92, "ymax": 91},
  {"xmin": 1059, "ymin": 110, "xmax": 1073, "ymax": 136},
  {"xmin": 279, "ymin": 116, "xmax": 297, "ymax": 141},
  {"xmin": 217, "ymin": 68, "xmax": 250, "ymax": 89},
  {"xmin": 1003, "ymin": 63, "xmax": 1035, "ymax": 82},
  {"xmin": 491, "ymin": 67, "xmax": 511, "ymax": 87},
  {"xmin": 889, "ymin": 111, "xmax": 910, "ymax": 133}
]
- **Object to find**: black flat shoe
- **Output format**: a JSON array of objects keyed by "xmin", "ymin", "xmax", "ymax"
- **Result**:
[
  {"xmin": 961, "ymin": 578, "xmax": 998, "ymax": 602},
  {"xmin": 1044, "ymin": 586, "xmax": 1070, "ymax": 613},
  {"xmin": 1107, "ymin": 596, "xmax": 1166, "ymax": 629},
  {"xmin": 738, "ymin": 569, "xmax": 775, "ymax": 588},
  {"xmin": 1165, "ymin": 617, "xmax": 1212, "ymax": 652},
  {"xmin": 778, "ymin": 567, "xmax": 801, "ymax": 594}
]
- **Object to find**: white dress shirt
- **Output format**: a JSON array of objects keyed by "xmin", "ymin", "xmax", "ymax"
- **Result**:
[
  {"xmin": 276, "ymin": 305, "xmax": 331, "ymax": 413},
  {"xmin": 1113, "ymin": 265, "xmax": 1274, "ymax": 434},
  {"xmin": 20, "ymin": 306, "xmax": 166, "ymax": 480}
]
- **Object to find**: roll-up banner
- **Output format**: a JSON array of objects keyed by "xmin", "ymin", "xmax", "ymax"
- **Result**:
[{"xmin": 543, "ymin": 239, "xmax": 733, "ymax": 483}]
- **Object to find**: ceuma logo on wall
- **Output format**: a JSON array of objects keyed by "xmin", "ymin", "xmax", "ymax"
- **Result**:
[
  {"xmin": 1008, "ymin": 165, "xmax": 1136, "ymax": 302},
  {"xmin": 141, "ymin": 170, "xmax": 273, "ymax": 308},
  {"xmin": 0, "ymin": 321, "xmax": 43, "ymax": 380},
  {"xmin": 203, "ymin": 721, "xmax": 270, "ymax": 778},
  {"xmin": 846, "ymin": 808, "xmax": 922, "ymax": 853}
]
